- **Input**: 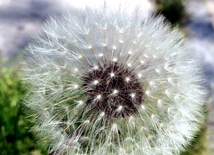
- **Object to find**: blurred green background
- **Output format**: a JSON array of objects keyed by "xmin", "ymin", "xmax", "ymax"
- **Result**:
[{"xmin": 0, "ymin": 54, "xmax": 47, "ymax": 155}]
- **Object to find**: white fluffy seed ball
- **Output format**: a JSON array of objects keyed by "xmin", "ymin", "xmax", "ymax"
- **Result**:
[{"xmin": 23, "ymin": 5, "xmax": 205, "ymax": 155}]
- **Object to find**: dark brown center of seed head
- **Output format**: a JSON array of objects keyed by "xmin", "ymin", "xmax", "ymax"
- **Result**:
[{"xmin": 82, "ymin": 62, "xmax": 143, "ymax": 118}]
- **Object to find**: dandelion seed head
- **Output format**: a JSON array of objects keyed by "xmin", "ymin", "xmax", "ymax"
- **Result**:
[
  {"xmin": 128, "ymin": 51, "xmax": 132, "ymax": 55},
  {"xmin": 23, "ymin": 5, "xmax": 205, "ymax": 155},
  {"xmin": 151, "ymin": 114, "xmax": 155, "ymax": 119},
  {"xmin": 113, "ymin": 57, "xmax": 118, "ymax": 62},
  {"xmin": 112, "ymin": 89, "xmax": 118, "ymax": 95},
  {"xmin": 125, "ymin": 77, "xmax": 130, "ymax": 82},
  {"xmin": 74, "ymin": 84, "xmax": 78, "ymax": 89},
  {"xmin": 138, "ymin": 73, "xmax": 142, "ymax": 78},
  {"xmin": 99, "ymin": 53, "xmax": 104, "ymax": 57},
  {"xmin": 145, "ymin": 90, "xmax": 150, "ymax": 95},
  {"xmin": 130, "ymin": 93, "xmax": 135, "ymax": 98},
  {"xmin": 117, "ymin": 105, "xmax": 123, "ymax": 111},
  {"xmin": 93, "ymin": 80, "xmax": 99, "ymax": 85},
  {"xmin": 119, "ymin": 39, "xmax": 123, "ymax": 43},
  {"xmin": 74, "ymin": 68, "xmax": 78, "ymax": 72},
  {"xmin": 155, "ymin": 68, "xmax": 160, "ymax": 73},
  {"xmin": 110, "ymin": 72, "xmax": 115, "ymax": 77},
  {"xmin": 96, "ymin": 94, "xmax": 102, "ymax": 100},
  {"xmin": 82, "ymin": 61, "xmax": 143, "ymax": 118},
  {"xmin": 84, "ymin": 120, "xmax": 90, "ymax": 124},
  {"xmin": 141, "ymin": 105, "xmax": 145, "ymax": 110},
  {"xmin": 93, "ymin": 65, "xmax": 99, "ymax": 70},
  {"xmin": 140, "ymin": 60, "xmax": 144, "ymax": 65},
  {"xmin": 112, "ymin": 123, "xmax": 117, "ymax": 128},
  {"xmin": 112, "ymin": 46, "xmax": 117, "ymax": 49},
  {"xmin": 127, "ymin": 63, "xmax": 132, "ymax": 67},
  {"xmin": 100, "ymin": 112, "xmax": 105, "ymax": 117},
  {"xmin": 78, "ymin": 55, "xmax": 83, "ymax": 59},
  {"xmin": 78, "ymin": 100, "xmax": 83, "ymax": 105}
]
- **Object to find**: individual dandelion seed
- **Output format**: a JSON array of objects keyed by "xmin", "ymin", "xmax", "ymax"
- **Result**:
[{"xmin": 23, "ymin": 5, "xmax": 205, "ymax": 155}]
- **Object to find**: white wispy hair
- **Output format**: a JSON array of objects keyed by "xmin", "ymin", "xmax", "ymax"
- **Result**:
[{"xmin": 23, "ymin": 5, "xmax": 205, "ymax": 155}]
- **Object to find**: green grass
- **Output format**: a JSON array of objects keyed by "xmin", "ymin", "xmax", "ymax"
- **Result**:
[{"xmin": 0, "ymin": 54, "xmax": 46, "ymax": 155}]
